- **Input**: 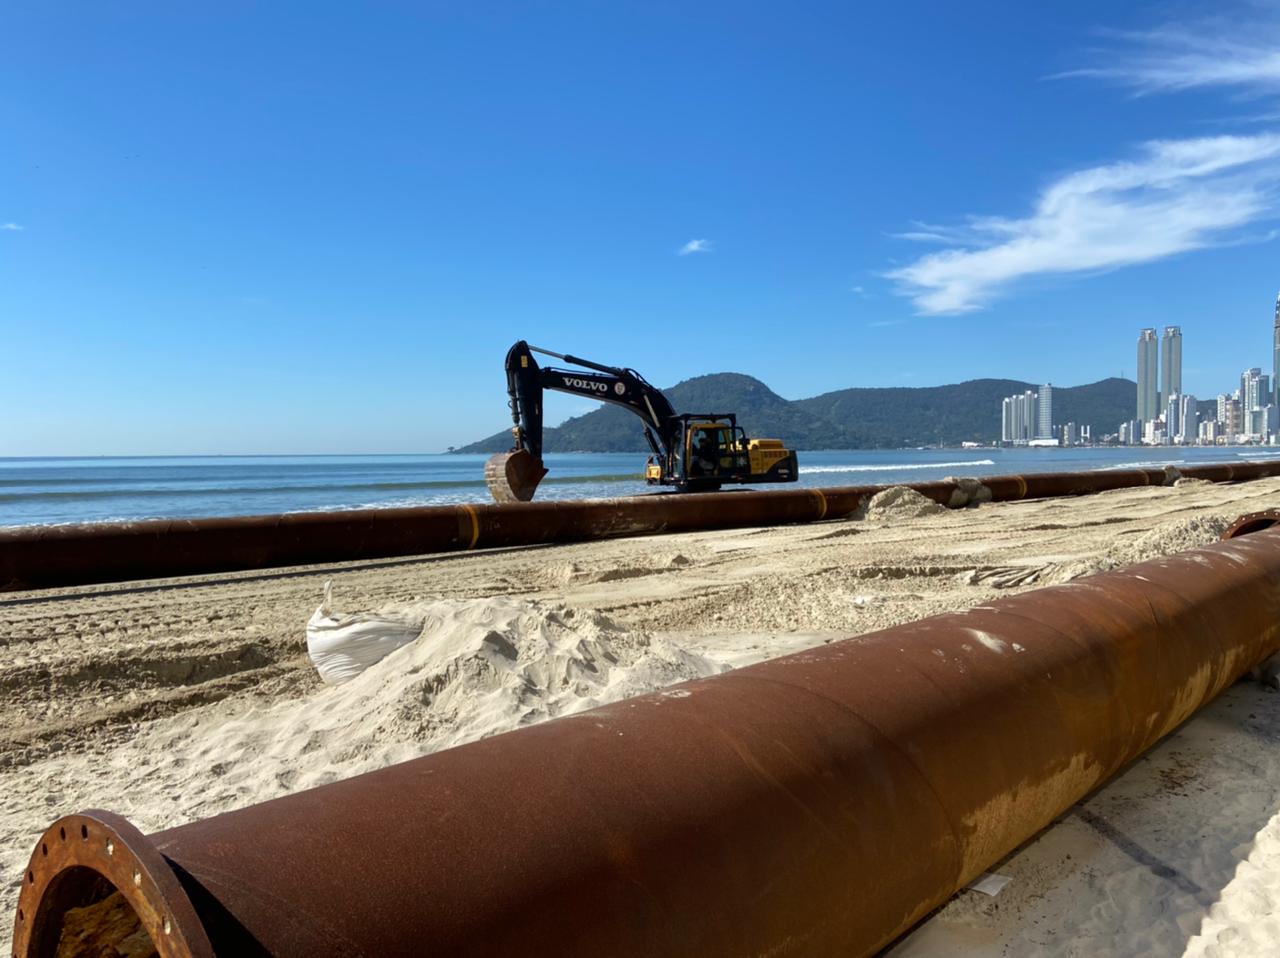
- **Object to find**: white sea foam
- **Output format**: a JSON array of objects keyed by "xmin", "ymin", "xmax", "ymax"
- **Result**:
[
  {"xmin": 1100, "ymin": 459, "xmax": 1187, "ymax": 471},
  {"xmin": 799, "ymin": 459, "xmax": 995, "ymax": 475}
]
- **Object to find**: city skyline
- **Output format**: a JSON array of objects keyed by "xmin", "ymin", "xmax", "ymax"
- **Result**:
[
  {"xmin": 1001, "ymin": 289, "xmax": 1280, "ymax": 447},
  {"xmin": 1118, "ymin": 292, "xmax": 1279, "ymax": 446}
]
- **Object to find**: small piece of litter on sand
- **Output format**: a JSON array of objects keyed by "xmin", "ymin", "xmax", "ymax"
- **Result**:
[{"xmin": 967, "ymin": 872, "xmax": 1013, "ymax": 897}]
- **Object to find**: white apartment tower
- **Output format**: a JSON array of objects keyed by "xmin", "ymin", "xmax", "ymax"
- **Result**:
[
  {"xmin": 1000, "ymin": 389, "xmax": 1040, "ymax": 444},
  {"xmin": 1178, "ymin": 394, "xmax": 1198, "ymax": 444},
  {"xmin": 1242, "ymin": 368, "xmax": 1270, "ymax": 415}
]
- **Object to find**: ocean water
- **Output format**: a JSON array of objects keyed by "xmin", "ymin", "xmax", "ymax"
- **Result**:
[{"xmin": 2, "ymin": 446, "xmax": 1277, "ymax": 528}]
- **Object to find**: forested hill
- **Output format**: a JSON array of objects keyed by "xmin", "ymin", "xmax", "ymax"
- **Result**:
[{"xmin": 455, "ymin": 375, "xmax": 1138, "ymax": 453}]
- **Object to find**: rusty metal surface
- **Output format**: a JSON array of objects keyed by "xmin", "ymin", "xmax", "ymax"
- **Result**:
[
  {"xmin": 1223, "ymin": 509, "xmax": 1280, "ymax": 539},
  {"xmin": 12, "ymin": 810, "xmax": 213, "ymax": 958},
  {"xmin": 484, "ymin": 450, "xmax": 547, "ymax": 502},
  {"xmin": 14, "ymin": 526, "xmax": 1280, "ymax": 957},
  {"xmin": 5, "ymin": 461, "xmax": 1280, "ymax": 592}
]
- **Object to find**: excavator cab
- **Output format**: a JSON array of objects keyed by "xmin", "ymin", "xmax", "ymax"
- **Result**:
[
  {"xmin": 658, "ymin": 416, "xmax": 795, "ymax": 492},
  {"xmin": 682, "ymin": 420, "xmax": 740, "ymax": 484}
]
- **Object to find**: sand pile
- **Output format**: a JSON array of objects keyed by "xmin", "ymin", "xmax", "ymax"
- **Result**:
[
  {"xmin": 861, "ymin": 486, "xmax": 947, "ymax": 520},
  {"xmin": 2, "ymin": 597, "xmax": 722, "ymax": 838},
  {"xmin": 1048, "ymin": 514, "xmax": 1233, "ymax": 582},
  {"xmin": 1184, "ymin": 806, "xmax": 1280, "ymax": 957},
  {"xmin": 551, "ymin": 551, "xmax": 693, "ymax": 585}
]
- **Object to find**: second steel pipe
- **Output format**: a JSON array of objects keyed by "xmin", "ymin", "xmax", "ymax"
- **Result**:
[{"xmin": 5, "ymin": 460, "xmax": 1280, "ymax": 591}]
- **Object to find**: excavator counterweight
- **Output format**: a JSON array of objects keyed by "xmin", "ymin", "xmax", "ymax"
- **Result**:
[{"xmin": 484, "ymin": 341, "xmax": 797, "ymax": 502}]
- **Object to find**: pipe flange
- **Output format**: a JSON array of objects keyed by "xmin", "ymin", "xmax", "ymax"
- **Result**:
[
  {"xmin": 1222, "ymin": 510, "xmax": 1280, "ymax": 540},
  {"xmin": 11, "ymin": 810, "xmax": 213, "ymax": 958}
]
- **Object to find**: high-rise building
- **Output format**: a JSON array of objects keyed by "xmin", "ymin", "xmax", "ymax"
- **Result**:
[
  {"xmin": 1161, "ymin": 326, "xmax": 1182, "ymax": 410},
  {"xmin": 999, "ymin": 388, "xmax": 1042, "ymax": 444},
  {"xmin": 1273, "ymin": 292, "xmax": 1280, "ymax": 406},
  {"xmin": 1247, "ymin": 406, "xmax": 1275, "ymax": 440},
  {"xmin": 1166, "ymin": 393, "xmax": 1181, "ymax": 442},
  {"xmin": 1037, "ymin": 384, "xmax": 1053, "ymax": 439},
  {"xmin": 1021, "ymin": 389, "xmax": 1037, "ymax": 442},
  {"xmin": 1178, "ymin": 394, "xmax": 1198, "ymax": 444},
  {"xmin": 1223, "ymin": 397, "xmax": 1243, "ymax": 440},
  {"xmin": 1137, "ymin": 328, "xmax": 1158, "ymax": 422},
  {"xmin": 1242, "ymin": 367, "xmax": 1270, "ymax": 414}
]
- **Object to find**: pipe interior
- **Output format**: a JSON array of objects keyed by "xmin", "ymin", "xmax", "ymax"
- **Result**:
[{"xmin": 27, "ymin": 866, "xmax": 156, "ymax": 958}]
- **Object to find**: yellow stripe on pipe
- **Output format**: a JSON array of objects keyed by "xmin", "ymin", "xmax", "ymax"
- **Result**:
[
  {"xmin": 460, "ymin": 504, "xmax": 481, "ymax": 550},
  {"xmin": 812, "ymin": 489, "xmax": 828, "ymax": 520}
]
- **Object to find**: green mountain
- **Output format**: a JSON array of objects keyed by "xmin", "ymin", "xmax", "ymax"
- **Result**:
[{"xmin": 455, "ymin": 374, "xmax": 1140, "ymax": 453}]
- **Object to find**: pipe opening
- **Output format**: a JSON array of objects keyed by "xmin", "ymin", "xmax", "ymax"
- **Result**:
[
  {"xmin": 28, "ymin": 866, "xmax": 156, "ymax": 958},
  {"xmin": 1222, "ymin": 511, "xmax": 1280, "ymax": 540}
]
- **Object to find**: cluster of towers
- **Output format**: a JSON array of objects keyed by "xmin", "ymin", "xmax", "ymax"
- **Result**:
[
  {"xmin": 1120, "ymin": 294, "xmax": 1280, "ymax": 446},
  {"xmin": 999, "ymin": 385, "xmax": 1092, "ymax": 446}
]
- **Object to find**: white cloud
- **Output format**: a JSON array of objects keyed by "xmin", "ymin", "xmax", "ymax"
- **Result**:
[
  {"xmin": 677, "ymin": 238, "xmax": 713, "ymax": 255},
  {"xmin": 1058, "ymin": 23, "xmax": 1280, "ymax": 97},
  {"xmin": 1, "ymin": 222, "xmax": 23, "ymax": 231},
  {"xmin": 887, "ymin": 134, "xmax": 1280, "ymax": 314}
]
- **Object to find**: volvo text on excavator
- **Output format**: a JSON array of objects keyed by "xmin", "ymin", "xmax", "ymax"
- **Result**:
[{"xmin": 484, "ymin": 341, "xmax": 798, "ymax": 502}]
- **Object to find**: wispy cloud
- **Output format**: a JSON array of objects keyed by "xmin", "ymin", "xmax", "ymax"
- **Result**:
[
  {"xmin": 677, "ymin": 238, "xmax": 713, "ymax": 255},
  {"xmin": 887, "ymin": 134, "xmax": 1280, "ymax": 314},
  {"xmin": 1, "ymin": 222, "xmax": 23, "ymax": 231},
  {"xmin": 888, "ymin": 221, "xmax": 985, "ymax": 245},
  {"xmin": 1057, "ymin": 22, "xmax": 1280, "ymax": 97}
]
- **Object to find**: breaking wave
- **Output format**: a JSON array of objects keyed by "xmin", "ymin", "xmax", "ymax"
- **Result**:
[{"xmin": 799, "ymin": 459, "xmax": 995, "ymax": 475}]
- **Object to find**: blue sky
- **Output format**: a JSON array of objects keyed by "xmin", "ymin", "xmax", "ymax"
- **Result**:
[{"xmin": 6, "ymin": 2, "xmax": 1280, "ymax": 454}]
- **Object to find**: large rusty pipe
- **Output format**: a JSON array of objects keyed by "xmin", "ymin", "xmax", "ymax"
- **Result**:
[
  {"xmin": 4, "ymin": 460, "xmax": 1280, "ymax": 591},
  {"xmin": 13, "ymin": 523, "xmax": 1280, "ymax": 957}
]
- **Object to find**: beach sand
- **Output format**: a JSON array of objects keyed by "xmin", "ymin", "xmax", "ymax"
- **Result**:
[{"xmin": 4, "ymin": 476, "xmax": 1280, "ymax": 955}]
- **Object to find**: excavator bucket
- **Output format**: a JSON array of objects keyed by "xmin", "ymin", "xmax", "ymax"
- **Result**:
[{"xmin": 485, "ymin": 450, "xmax": 548, "ymax": 503}]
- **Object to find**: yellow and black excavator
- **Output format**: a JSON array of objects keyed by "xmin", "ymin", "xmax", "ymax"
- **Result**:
[{"xmin": 485, "ymin": 341, "xmax": 798, "ymax": 502}]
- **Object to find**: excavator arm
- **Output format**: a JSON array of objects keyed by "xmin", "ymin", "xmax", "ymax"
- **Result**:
[{"xmin": 485, "ymin": 341, "xmax": 678, "ymax": 502}]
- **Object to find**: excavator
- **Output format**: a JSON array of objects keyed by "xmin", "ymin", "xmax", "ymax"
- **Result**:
[{"xmin": 484, "ymin": 341, "xmax": 799, "ymax": 502}]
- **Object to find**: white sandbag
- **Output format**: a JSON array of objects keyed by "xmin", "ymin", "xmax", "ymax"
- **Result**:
[{"xmin": 306, "ymin": 581, "xmax": 423, "ymax": 685}]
